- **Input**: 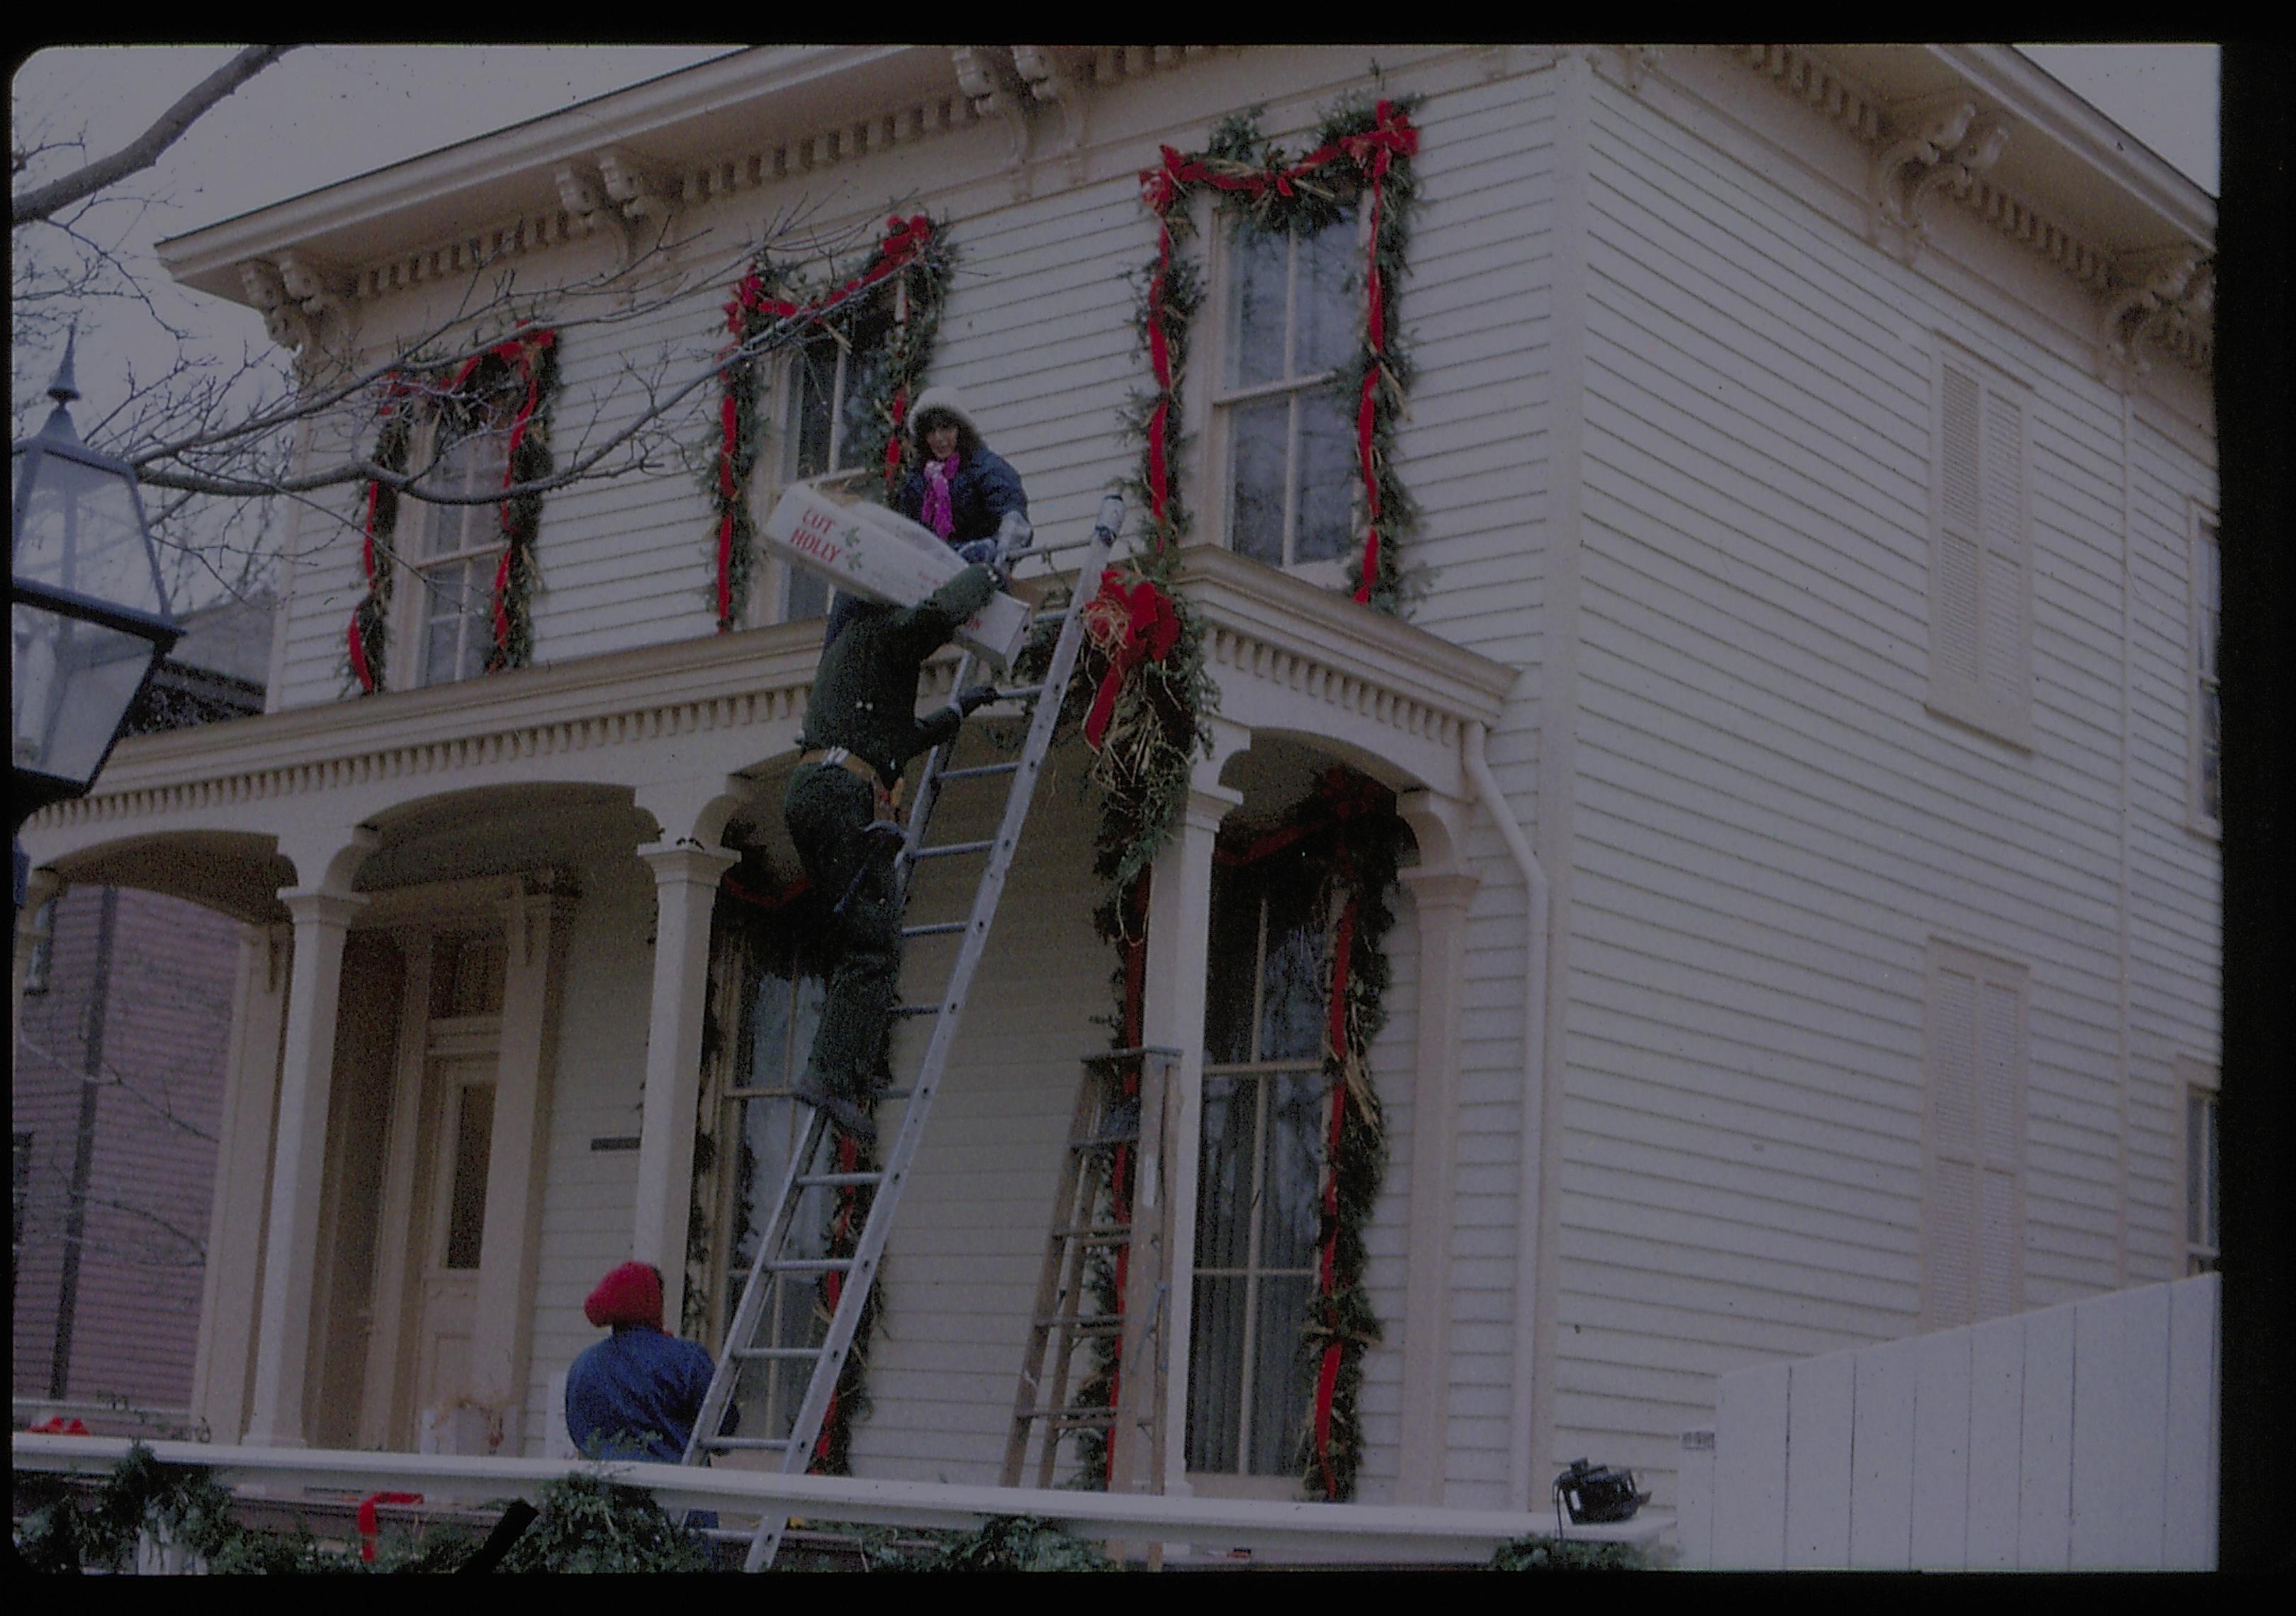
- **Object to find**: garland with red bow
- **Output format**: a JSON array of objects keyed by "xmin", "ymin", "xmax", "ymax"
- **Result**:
[
  {"xmin": 1130, "ymin": 96, "xmax": 1422, "ymax": 612},
  {"xmin": 343, "ymin": 327, "xmax": 560, "ymax": 693},
  {"xmin": 709, "ymin": 215, "xmax": 952, "ymax": 631}
]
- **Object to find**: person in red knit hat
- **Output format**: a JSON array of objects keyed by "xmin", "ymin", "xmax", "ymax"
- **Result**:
[{"xmin": 563, "ymin": 1261, "xmax": 731, "ymax": 1466}]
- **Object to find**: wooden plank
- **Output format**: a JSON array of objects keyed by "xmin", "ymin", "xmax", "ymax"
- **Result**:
[
  {"xmin": 2161, "ymin": 1273, "xmax": 2218, "ymax": 1569},
  {"xmin": 2015, "ymin": 1302, "xmax": 2076, "ymax": 1569},
  {"xmin": 1847, "ymin": 1335, "xmax": 1919, "ymax": 1568},
  {"xmin": 2069, "ymin": 1282, "xmax": 2169, "ymax": 1569},
  {"xmin": 1782, "ymin": 1350, "xmax": 1854, "ymax": 1568},
  {"xmin": 1964, "ymin": 1312, "xmax": 2025, "ymax": 1569},
  {"xmin": 1713, "ymin": 1361, "xmax": 1789, "ymax": 1569},
  {"xmin": 1906, "ymin": 1326, "xmax": 1972, "ymax": 1568}
]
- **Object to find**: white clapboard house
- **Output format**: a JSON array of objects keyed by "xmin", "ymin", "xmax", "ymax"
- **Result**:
[{"xmin": 13, "ymin": 45, "xmax": 2217, "ymax": 1527}]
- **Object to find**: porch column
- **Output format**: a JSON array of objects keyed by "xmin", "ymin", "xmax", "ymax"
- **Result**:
[
  {"xmin": 471, "ymin": 877, "xmax": 578, "ymax": 1454},
  {"xmin": 1146, "ymin": 726, "xmax": 1247, "ymax": 1494},
  {"xmin": 631, "ymin": 842, "xmax": 738, "ymax": 1332},
  {"xmin": 1395, "ymin": 864, "xmax": 1478, "ymax": 1504},
  {"xmin": 190, "ymin": 921, "xmax": 291, "ymax": 1443},
  {"xmin": 242, "ymin": 888, "xmax": 367, "ymax": 1448}
]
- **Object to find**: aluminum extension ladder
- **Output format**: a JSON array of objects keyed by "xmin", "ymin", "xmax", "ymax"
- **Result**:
[
  {"xmin": 680, "ymin": 495, "xmax": 1125, "ymax": 1572},
  {"xmin": 1001, "ymin": 1045, "xmax": 1178, "ymax": 1495}
]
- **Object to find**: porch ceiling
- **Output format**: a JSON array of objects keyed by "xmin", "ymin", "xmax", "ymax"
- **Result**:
[{"xmin": 18, "ymin": 551, "xmax": 1521, "ymax": 883}]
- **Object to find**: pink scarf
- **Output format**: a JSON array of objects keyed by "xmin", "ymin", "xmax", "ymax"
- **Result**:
[{"xmin": 921, "ymin": 452, "xmax": 960, "ymax": 539}]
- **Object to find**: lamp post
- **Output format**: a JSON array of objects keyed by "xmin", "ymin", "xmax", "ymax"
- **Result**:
[{"xmin": 11, "ymin": 331, "xmax": 181, "ymax": 908}]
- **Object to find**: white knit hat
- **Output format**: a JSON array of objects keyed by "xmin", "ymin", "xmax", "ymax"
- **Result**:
[{"xmin": 907, "ymin": 386, "xmax": 982, "ymax": 448}]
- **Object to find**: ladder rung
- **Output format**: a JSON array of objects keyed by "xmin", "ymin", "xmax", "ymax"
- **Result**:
[
  {"xmin": 795, "ymin": 1171, "xmax": 885, "ymax": 1188},
  {"xmin": 1068, "ymin": 1131, "xmax": 1139, "ymax": 1150},
  {"xmin": 1000, "ymin": 683, "xmax": 1048, "ymax": 702},
  {"xmin": 734, "ymin": 1345, "xmax": 826, "ymax": 1361},
  {"xmin": 702, "ymin": 1436, "xmax": 796, "ymax": 1451},
  {"xmin": 1020, "ymin": 1408, "xmax": 1119, "ymax": 1427},
  {"xmin": 901, "ymin": 921, "xmax": 971, "ymax": 938},
  {"xmin": 893, "ymin": 1002, "xmax": 947, "ymax": 1018},
  {"xmin": 1051, "ymin": 1224, "xmax": 1132, "ymax": 1242},
  {"xmin": 767, "ymin": 1257, "xmax": 855, "ymax": 1274},
  {"xmin": 1034, "ymin": 1315, "xmax": 1124, "ymax": 1333},
  {"xmin": 908, "ymin": 838, "xmax": 994, "ymax": 860},
  {"xmin": 935, "ymin": 762, "xmax": 1022, "ymax": 781}
]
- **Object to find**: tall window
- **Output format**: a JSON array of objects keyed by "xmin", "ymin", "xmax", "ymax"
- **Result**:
[
  {"xmin": 1188, "ymin": 851, "xmax": 1329, "ymax": 1478},
  {"xmin": 1922, "ymin": 943, "xmax": 2027, "ymax": 1330},
  {"xmin": 1927, "ymin": 347, "xmax": 2033, "ymax": 746},
  {"xmin": 710, "ymin": 919, "xmax": 831, "ymax": 1444},
  {"xmin": 1218, "ymin": 213, "xmax": 1359, "ymax": 568},
  {"xmin": 2179, "ymin": 1059, "xmax": 2219, "ymax": 1275},
  {"xmin": 409, "ymin": 398, "xmax": 514, "ymax": 687},
  {"xmin": 776, "ymin": 306, "xmax": 896, "ymax": 622},
  {"xmin": 21, "ymin": 897, "xmax": 57, "ymax": 994},
  {"xmin": 2192, "ymin": 516, "xmax": 2221, "ymax": 829}
]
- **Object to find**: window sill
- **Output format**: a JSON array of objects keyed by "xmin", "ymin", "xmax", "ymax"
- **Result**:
[{"xmin": 1922, "ymin": 692, "xmax": 2035, "ymax": 756}]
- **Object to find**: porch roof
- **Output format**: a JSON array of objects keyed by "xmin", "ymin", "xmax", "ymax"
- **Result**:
[{"xmin": 18, "ymin": 546, "xmax": 1521, "ymax": 916}]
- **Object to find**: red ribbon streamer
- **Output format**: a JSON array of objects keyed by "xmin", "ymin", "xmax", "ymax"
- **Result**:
[
  {"xmin": 358, "ymin": 1492, "xmax": 424, "ymax": 1563},
  {"xmin": 1309, "ymin": 887, "xmax": 1360, "ymax": 1499},
  {"xmin": 1079, "ymin": 570, "xmax": 1183, "ymax": 748}
]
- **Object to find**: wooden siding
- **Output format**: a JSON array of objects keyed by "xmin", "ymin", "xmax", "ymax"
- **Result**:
[
  {"xmin": 1545, "ymin": 65, "xmax": 2213, "ymax": 1503},
  {"xmin": 11, "ymin": 887, "xmax": 233, "ymax": 1410}
]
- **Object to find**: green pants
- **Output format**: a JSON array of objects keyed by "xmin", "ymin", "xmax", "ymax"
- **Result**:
[{"xmin": 783, "ymin": 762, "xmax": 902, "ymax": 1101}]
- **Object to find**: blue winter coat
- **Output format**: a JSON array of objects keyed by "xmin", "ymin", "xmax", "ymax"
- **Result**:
[
  {"xmin": 564, "ymin": 1325, "xmax": 726, "ymax": 1463},
  {"xmin": 894, "ymin": 446, "xmax": 1029, "ymax": 549}
]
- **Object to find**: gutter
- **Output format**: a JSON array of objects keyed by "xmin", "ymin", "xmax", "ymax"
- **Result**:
[{"xmin": 1462, "ymin": 722, "xmax": 1551, "ymax": 1512}]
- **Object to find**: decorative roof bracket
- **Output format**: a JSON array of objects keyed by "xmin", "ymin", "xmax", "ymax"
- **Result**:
[
  {"xmin": 1870, "ymin": 93, "xmax": 2010, "ymax": 262},
  {"xmin": 2098, "ymin": 242, "xmax": 2211, "ymax": 387}
]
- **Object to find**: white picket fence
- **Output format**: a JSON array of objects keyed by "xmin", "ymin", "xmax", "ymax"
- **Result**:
[{"xmin": 1676, "ymin": 1273, "xmax": 2217, "ymax": 1571}]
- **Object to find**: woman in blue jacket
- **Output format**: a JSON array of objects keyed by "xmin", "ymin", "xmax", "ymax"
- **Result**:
[{"xmin": 894, "ymin": 386, "xmax": 1030, "ymax": 562}]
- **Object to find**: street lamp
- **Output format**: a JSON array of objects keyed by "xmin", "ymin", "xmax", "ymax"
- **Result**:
[{"xmin": 11, "ymin": 330, "xmax": 181, "ymax": 862}]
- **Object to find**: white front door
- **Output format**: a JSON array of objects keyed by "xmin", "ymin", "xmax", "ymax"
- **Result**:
[{"xmin": 411, "ymin": 1053, "xmax": 496, "ymax": 1445}]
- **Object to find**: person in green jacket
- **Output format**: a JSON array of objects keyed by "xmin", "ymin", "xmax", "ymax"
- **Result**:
[{"xmin": 784, "ymin": 561, "xmax": 1001, "ymax": 1142}]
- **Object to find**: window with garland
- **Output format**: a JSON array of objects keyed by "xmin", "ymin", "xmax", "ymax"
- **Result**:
[
  {"xmin": 772, "ymin": 305, "xmax": 897, "ymax": 624},
  {"xmin": 1217, "ymin": 210, "xmax": 1360, "ymax": 570},
  {"xmin": 1186, "ymin": 849, "xmax": 1330, "ymax": 1478},
  {"xmin": 405, "ymin": 395, "xmax": 516, "ymax": 687}
]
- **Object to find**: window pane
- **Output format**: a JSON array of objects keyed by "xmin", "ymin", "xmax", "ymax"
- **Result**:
[
  {"xmin": 1203, "ymin": 870, "xmax": 1259, "ymax": 1065},
  {"xmin": 1258, "ymin": 860, "xmax": 1326, "ymax": 1062},
  {"xmin": 1229, "ymin": 397, "xmax": 1289, "ymax": 566},
  {"xmin": 790, "ymin": 338, "xmax": 837, "ymax": 480},
  {"xmin": 444, "ymin": 1083, "xmax": 494, "ymax": 1270},
  {"xmin": 1229, "ymin": 227, "xmax": 1290, "ymax": 388},
  {"xmin": 1296, "ymin": 213, "xmax": 1359, "ymax": 376},
  {"xmin": 1260, "ymin": 1072, "xmax": 1326, "ymax": 1274},
  {"xmin": 833, "ymin": 309, "xmax": 896, "ymax": 473},
  {"xmin": 1194, "ymin": 1076, "xmax": 1254, "ymax": 1271},
  {"xmin": 1293, "ymin": 391, "xmax": 1356, "ymax": 563},
  {"xmin": 1186, "ymin": 1273, "xmax": 1248, "ymax": 1472},
  {"xmin": 1249, "ymin": 1270, "xmax": 1315, "ymax": 1474}
]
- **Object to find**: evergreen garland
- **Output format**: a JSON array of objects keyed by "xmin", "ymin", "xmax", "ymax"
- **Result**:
[
  {"xmin": 342, "ymin": 327, "xmax": 561, "ymax": 692},
  {"xmin": 708, "ymin": 215, "xmax": 953, "ymax": 630},
  {"xmin": 1132, "ymin": 94, "xmax": 1424, "ymax": 613}
]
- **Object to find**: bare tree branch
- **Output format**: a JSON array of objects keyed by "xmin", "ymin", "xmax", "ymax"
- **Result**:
[{"xmin": 11, "ymin": 46, "xmax": 300, "ymax": 227}]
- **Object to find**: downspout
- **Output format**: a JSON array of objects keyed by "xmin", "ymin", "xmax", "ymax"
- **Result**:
[{"xmin": 1463, "ymin": 721, "xmax": 1551, "ymax": 1510}]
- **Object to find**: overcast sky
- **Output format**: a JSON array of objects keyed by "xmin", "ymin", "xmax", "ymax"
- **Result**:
[{"xmin": 10, "ymin": 43, "xmax": 2221, "ymax": 439}]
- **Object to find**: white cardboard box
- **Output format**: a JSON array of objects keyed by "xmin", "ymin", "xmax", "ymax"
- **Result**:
[{"xmin": 761, "ymin": 481, "xmax": 1034, "ymax": 666}]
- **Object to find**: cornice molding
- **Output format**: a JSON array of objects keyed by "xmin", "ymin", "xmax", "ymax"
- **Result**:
[
  {"xmin": 23, "ymin": 546, "xmax": 1518, "ymax": 851},
  {"xmin": 1726, "ymin": 44, "xmax": 2212, "ymax": 380}
]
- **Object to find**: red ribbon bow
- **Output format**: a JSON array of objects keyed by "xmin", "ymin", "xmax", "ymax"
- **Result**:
[{"xmin": 1080, "ymin": 569, "xmax": 1183, "ymax": 748}]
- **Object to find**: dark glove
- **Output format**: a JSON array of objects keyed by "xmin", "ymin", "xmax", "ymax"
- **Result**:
[
  {"xmin": 953, "ymin": 683, "xmax": 998, "ymax": 716},
  {"xmin": 956, "ymin": 539, "xmax": 998, "ymax": 566}
]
